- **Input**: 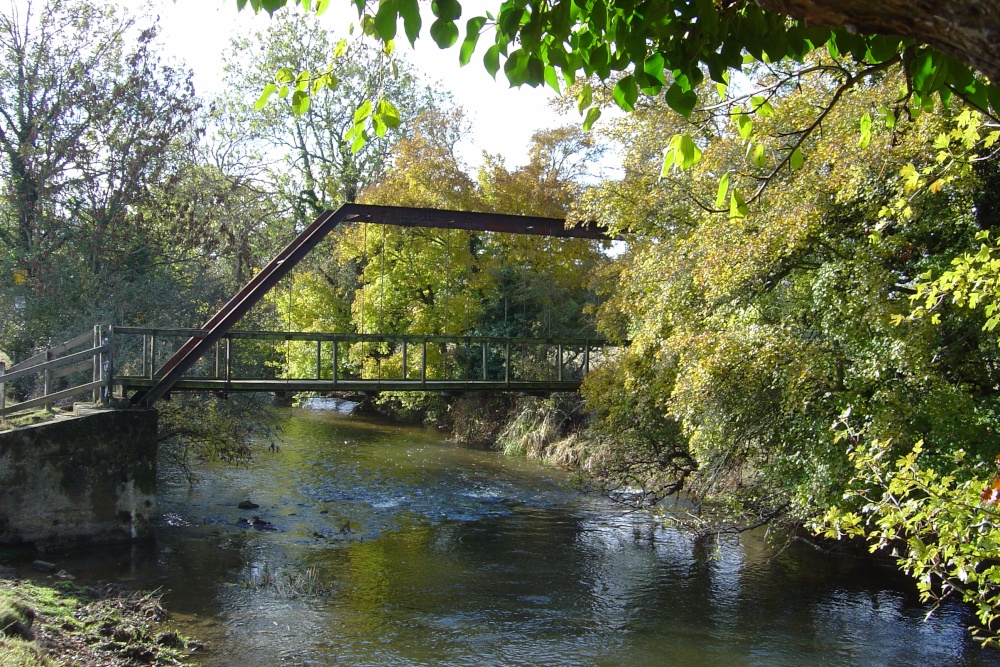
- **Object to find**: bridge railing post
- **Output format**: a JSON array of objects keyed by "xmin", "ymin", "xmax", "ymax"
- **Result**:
[
  {"xmin": 149, "ymin": 334, "xmax": 157, "ymax": 380},
  {"xmin": 421, "ymin": 340, "xmax": 427, "ymax": 388},
  {"xmin": 402, "ymin": 340, "xmax": 407, "ymax": 381},
  {"xmin": 332, "ymin": 338, "xmax": 338, "ymax": 388},
  {"xmin": 1, "ymin": 361, "xmax": 6, "ymax": 414},
  {"xmin": 482, "ymin": 341, "xmax": 487, "ymax": 381},
  {"xmin": 315, "ymin": 340, "xmax": 321, "ymax": 380},
  {"xmin": 224, "ymin": 337, "xmax": 232, "ymax": 383},
  {"xmin": 504, "ymin": 339, "xmax": 510, "ymax": 387}
]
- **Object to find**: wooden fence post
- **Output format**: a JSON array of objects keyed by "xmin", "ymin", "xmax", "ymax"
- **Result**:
[
  {"xmin": 0, "ymin": 361, "xmax": 5, "ymax": 414},
  {"xmin": 92, "ymin": 325, "xmax": 100, "ymax": 403}
]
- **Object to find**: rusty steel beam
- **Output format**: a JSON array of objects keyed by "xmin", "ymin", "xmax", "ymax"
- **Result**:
[
  {"xmin": 132, "ymin": 205, "xmax": 608, "ymax": 406},
  {"xmin": 339, "ymin": 204, "xmax": 610, "ymax": 239}
]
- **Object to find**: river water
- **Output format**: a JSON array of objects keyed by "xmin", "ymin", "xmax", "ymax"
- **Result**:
[{"xmin": 31, "ymin": 408, "xmax": 1000, "ymax": 665}]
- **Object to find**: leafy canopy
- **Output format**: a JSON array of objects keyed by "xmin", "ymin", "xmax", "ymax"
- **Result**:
[{"xmin": 234, "ymin": 0, "xmax": 1000, "ymax": 137}]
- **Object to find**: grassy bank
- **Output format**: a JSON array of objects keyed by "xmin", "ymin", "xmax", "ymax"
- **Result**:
[{"xmin": 0, "ymin": 577, "xmax": 199, "ymax": 667}]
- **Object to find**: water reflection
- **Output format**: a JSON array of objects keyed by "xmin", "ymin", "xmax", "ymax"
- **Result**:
[{"xmin": 12, "ymin": 407, "xmax": 997, "ymax": 666}]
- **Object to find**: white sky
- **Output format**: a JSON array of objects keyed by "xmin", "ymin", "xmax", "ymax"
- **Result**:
[{"xmin": 147, "ymin": 0, "xmax": 571, "ymax": 170}]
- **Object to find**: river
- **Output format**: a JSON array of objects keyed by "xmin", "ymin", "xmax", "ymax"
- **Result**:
[{"xmin": 30, "ymin": 408, "xmax": 1000, "ymax": 665}]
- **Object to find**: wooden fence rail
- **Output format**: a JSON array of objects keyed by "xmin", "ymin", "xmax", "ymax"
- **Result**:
[{"xmin": 0, "ymin": 326, "xmax": 112, "ymax": 418}]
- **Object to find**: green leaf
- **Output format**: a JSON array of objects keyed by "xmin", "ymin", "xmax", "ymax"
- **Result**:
[
  {"xmin": 373, "ymin": 114, "xmax": 388, "ymax": 137},
  {"xmin": 260, "ymin": 0, "xmax": 284, "ymax": 15},
  {"xmin": 376, "ymin": 98, "xmax": 401, "ymax": 128},
  {"xmin": 789, "ymin": 147, "xmax": 804, "ymax": 170},
  {"xmin": 582, "ymin": 106, "xmax": 601, "ymax": 131},
  {"xmin": 276, "ymin": 67, "xmax": 295, "ymax": 84},
  {"xmin": 254, "ymin": 83, "xmax": 277, "ymax": 110},
  {"xmin": 613, "ymin": 75, "xmax": 638, "ymax": 112},
  {"xmin": 430, "ymin": 18, "xmax": 459, "ymax": 48},
  {"xmin": 751, "ymin": 95, "xmax": 774, "ymax": 117},
  {"xmin": 736, "ymin": 113, "xmax": 753, "ymax": 140},
  {"xmin": 351, "ymin": 127, "xmax": 367, "ymax": 152},
  {"xmin": 752, "ymin": 143, "xmax": 766, "ymax": 168},
  {"xmin": 484, "ymin": 44, "xmax": 501, "ymax": 79},
  {"xmin": 643, "ymin": 53, "xmax": 665, "ymax": 90},
  {"xmin": 431, "ymin": 0, "xmax": 461, "ymax": 21},
  {"xmin": 826, "ymin": 34, "xmax": 840, "ymax": 59},
  {"xmin": 577, "ymin": 83, "xmax": 593, "ymax": 116},
  {"xmin": 673, "ymin": 134, "xmax": 702, "ymax": 170},
  {"xmin": 989, "ymin": 83, "xmax": 1000, "ymax": 116},
  {"xmin": 295, "ymin": 69, "xmax": 310, "ymax": 92},
  {"xmin": 543, "ymin": 65, "xmax": 560, "ymax": 93},
  {"xmin": 291, "ymin": 89, "xmax": 310, "ymax": 115},
  {"xmin": 503, "ymin": 49, "xmax": 530, "ymax": 86},
  {"xmin": 730, "ymin": 190, "xmax": 748, "ymax": 219},
  {"xmin": 354, "ymin": 99, "xmax": 373, "ymax": 123},
  {"xmin": 398, "ymin": 0, "xmax": 421, "ymax": 45},
  {"xmin": 664, "ymin": 82, "xmax": 697, "ymax": 118},
  {"xmin": 715, "ymin": 172, "xmax": 730, "ymax": 209},
  {"xmin": 660, "ymin": 148, "xmax": 674, "ymax": 179},
  {"xmin": 867, "ymin": 35, "xmax": 902, "ymax": 63},
  {"xmin": 459, "ymin": 17, "xmax": 487, "ymax": 66},
  {"xmin": 911, "ymin": 50, "xmax": 936, "ymax": 94},
  {"xmin": 859, "ymin": 112, "xmax": 873, "ymax": 149},
  {"xmin": 374, "ymin": 0, "xmax": 398, "ymax": 41},
  {"xmin": 333, "ymin": 39, "xmax": 348, "ymax": 59},
  {"xmin": 882, "ymin": 106, "xmax": 896, "ymax": 130}
]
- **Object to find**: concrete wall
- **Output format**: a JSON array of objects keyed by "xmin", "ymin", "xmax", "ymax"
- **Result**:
[{"xmin": 0, "ymin": 409, "xmax": 157, "ymax": 549}]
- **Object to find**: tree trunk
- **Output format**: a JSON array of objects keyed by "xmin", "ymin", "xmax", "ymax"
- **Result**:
[{"xmin": 756, "ymin": 0, "xmax": 1000, "ymax": 84}]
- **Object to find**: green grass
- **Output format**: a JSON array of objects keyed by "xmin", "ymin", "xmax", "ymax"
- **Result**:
[{"xmin": 0, "ymin": 578, "xmax": 196, "ymax": 666}]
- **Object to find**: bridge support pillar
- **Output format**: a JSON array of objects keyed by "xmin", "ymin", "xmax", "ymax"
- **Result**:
[{"xmin": 0, "ymin": 408, "xmax": 157, "ymax": 549}]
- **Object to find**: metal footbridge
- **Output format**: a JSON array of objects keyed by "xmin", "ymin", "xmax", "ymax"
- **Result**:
[{"xmin": 1, "ymin": 205, "xmax": 618, "ymax": 416}]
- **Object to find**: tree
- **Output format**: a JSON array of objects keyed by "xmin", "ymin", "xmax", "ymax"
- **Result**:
[
  {"xmin": 219, "ymin": 10, "xmax": 435, "ymax": 222},
  {"xmin": 237, "ymin": 0, "xmax": 1000, "ymax": 94},
  {"xmin": 0, "ymin": 0, "xmax": 199, "ymax": 360},
  {"xmin": 576, "ymin": 67, "xmax": 1000, "ymax": 517},
  {"xmin": 236, "ymin": 1, "xmax": 1000, "ymax": 190}
]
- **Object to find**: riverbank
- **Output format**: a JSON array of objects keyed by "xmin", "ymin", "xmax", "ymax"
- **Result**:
[{"xmin": 0, "ymin": 575, "xmax": 200, "ymax": 666}]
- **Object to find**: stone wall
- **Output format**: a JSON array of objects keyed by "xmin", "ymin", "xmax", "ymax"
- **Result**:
[{"xmin": 0, "ymin": 409, "xmax": 157, "ymax": 549}]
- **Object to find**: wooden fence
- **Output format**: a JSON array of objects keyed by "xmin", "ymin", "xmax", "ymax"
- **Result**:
[{"xmin": 0, "ymin": 326, "xmax": 112, "ymax": 418}]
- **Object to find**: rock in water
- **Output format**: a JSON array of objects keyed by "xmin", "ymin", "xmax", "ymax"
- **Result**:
[{"xmin": 237, "ymin": 500, "xmax": 260, "ymax": 510}]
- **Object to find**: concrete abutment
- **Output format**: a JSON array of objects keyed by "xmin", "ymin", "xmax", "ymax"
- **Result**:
[{"xmin": 0, "ymin": 409, "xmax": 157, "ymax": 549}]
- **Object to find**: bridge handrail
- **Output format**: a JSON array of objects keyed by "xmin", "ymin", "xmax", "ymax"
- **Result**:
[{"xmin": 111, "ymin": 326, "xmax": 619, "ymax": 347}]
